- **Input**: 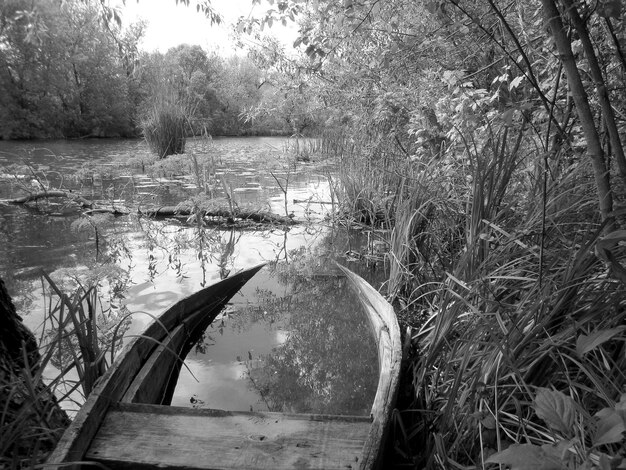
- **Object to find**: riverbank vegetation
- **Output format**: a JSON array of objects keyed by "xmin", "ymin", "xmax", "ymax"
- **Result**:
[
  {"xmin": 2, "ymin": 0, "xmax": 626, "ymax": 468},
  {"xmin": 258, "ymin": 1, "xmax": 626, "ymax": 468}
]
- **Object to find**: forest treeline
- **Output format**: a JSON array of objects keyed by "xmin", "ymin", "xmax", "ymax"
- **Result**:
[{"xmin": 0, "ymin": 0, "xmax": 321, "ymax": 140}]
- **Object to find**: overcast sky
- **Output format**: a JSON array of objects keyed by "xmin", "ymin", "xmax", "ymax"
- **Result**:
[{"xmin": 115, "ymin": 0, "xmax": 298, "ymax": 54}]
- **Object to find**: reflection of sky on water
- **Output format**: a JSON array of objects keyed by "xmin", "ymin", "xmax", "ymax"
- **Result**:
[
  {"xmin": 171, "ymin": 320, "xmax": 288, "ymax": 412},
  {"xmin": 0, "ymin": 137, "xmax": 381, "ymax": 416}
]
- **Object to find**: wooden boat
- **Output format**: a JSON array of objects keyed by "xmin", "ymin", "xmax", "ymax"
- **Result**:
[{"xmin": 46, "ymin": 263, "xmax": 401, "ymax": 470}]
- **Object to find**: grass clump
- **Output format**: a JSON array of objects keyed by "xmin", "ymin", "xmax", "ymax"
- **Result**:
[{"xmin": 141, "ymin": 100, "xmax": 186, "ymax": 159}]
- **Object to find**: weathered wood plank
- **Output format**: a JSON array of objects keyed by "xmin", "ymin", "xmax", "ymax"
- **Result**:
[
  {"xmin": 86, "ymin": 403, "xmax": 371, "ymax": 470},
  {"xmin": 336, "ymin": 264, "xmax": 402, "ymax": 470}
]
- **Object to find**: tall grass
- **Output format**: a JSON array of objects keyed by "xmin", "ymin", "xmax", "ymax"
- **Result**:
[
  {"xmin": 1, "ymin": 357, "xmax": 69, "ymax": 469},
  {"xmin": 405, "ymin": 145, "xmax": 624, "ymax": 467},
  {"xmin": 141, "ymin": 100, "xmax": 186, "ymax": 159},
  {"xmin": 1, "ymin": 275, "xmax": 127, "ymax": 468},
  {"xmin": 335, "ymin": 112, "xmax": 626, "ymax": 467},
  {"xmin": 407, "ymin": 216, "xmax": 625, "ymax": 468}
]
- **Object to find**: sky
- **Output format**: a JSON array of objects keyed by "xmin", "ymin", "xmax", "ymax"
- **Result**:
[{"xmin": 114, "ymin": 0, "xmax": 299, "ymax": 54}]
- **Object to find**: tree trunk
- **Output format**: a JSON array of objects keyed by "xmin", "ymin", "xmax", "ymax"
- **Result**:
[
  {"xmin": 0, "ymin": 278, "xmax": 69, "ymax": 465},
  {"xmin": 561, "ymin": 0, "xmax": 626, "ymax": 180},
  {"xmin": 541, "ymin": 0, "xmax": 615, "ymax": 231}
]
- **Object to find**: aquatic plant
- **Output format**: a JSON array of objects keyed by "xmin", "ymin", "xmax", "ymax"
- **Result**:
[{"xmin": 140, "ymin": 100, "xmax": 187, "ymax": 159}]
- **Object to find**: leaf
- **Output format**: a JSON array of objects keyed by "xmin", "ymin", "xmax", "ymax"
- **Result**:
[
  {"xmin": 617, "ymin": 393, "xmax": 626, "ymax": 411},
  {"xmin": 509, "ymin": 75, "xmax": 524, "ymax": 90},
  {"xmin": 594, "ymin": 408, "xmax": 626, "ymax": 446},
  {"xmin": 598, "ymin": 453, "xmax": 612, "ymax": 470},
  {"xmin": 486, "ymin": 444, "xmax": 564, "ymax": 470},
  {"xmin": 481, "ymin": 414, "xmax": 496, "ymax": 429},
  {"xmin": 576, "ymin": 327, "xmax": 626, "ymax": 357},
  {"xmin": 501, "ymin": 108, "xmax": 515, "ymax": 126},
  {"xmin": 533, "ymin": 388, "xmax": 576, "ymax": 436},
  {"xmin": 595, "ymin": 230, "xmax": 626, "ymax": 261}
]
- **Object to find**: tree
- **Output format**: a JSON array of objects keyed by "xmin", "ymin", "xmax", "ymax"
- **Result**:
[
  {"xmin": 244, "ymin": 36, "xmax": 326, "ymax": 135},
  {"xmin": 0, "ymin": 0, "xmax": 144, "ymax": 138}
]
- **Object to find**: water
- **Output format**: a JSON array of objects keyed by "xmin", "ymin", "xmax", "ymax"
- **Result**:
[{"xmin": 0, "ymin": 137, "xmax": 384, "ymax": 416}]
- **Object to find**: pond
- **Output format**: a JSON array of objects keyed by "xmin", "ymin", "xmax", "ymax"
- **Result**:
[{"xmin": 0, "ymin": 136, "xmax": 387, "ymax": 417}]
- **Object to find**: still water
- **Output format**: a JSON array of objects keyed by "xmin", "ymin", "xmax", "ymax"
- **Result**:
[{"xmin": 0, "ymin": 137, "xmax": 383, "ymax": 416}]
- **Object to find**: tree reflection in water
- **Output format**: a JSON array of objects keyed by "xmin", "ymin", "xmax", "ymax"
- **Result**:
[{"xmin": 235, "ymin": 258, "xmax": 379, "ymax": 417}]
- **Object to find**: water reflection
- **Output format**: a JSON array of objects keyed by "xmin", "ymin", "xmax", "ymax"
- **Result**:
[
  {"xmin": 0, "ymin": 137, "xmax": 387, "ymax": 416},
  {"xmin": 171, "ymin": 239, "xmax": 383, "ymax": 416},
  {"xmin": 251, "ymin": 271, "xmax": 378, "ymax": 416}
]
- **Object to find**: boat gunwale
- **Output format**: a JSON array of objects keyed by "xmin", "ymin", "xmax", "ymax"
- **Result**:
[{"xmin": 336, "ymin": 263, "xmax": 402, "ymax": 470}]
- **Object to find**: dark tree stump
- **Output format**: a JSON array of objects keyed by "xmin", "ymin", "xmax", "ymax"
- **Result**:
[{"xmin": 0, "ymin": 278, "xmax": 70, "ymax": 466}]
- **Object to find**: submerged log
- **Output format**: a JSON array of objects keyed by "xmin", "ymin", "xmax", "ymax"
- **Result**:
[
  {"xmin": 3, "ymin": 190, "xmax": 129, "ymax": 215},
  {"xmin": 7, "ymin": 190, "xmax": 94, "ymax": 208},
  {"xmin": 141, "ymin": 205, "xmax": 297, "ymax": 225},
  {"xmin": 293, "ymin": 198, "xmax": 335, "ymax": 205},
  {"xmin": 0, "ymin": 278, "xmax": 70, "ymax": 464}
]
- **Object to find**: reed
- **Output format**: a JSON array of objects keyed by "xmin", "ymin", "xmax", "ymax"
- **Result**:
[
  {"xmin": 338, "ymin": 145, "xmax": 399, "ymax": 228},
  {"xmin": 408, "ymin": 218, "xmax": 625, "ymax": 468},
  {"xmin": 0, "ymin": 351, "xmax": 70, "ymax": 469},
  {"xmin": 140, "ymin": 100, "xmax": 186, "ymax": 159},
  {"xmin": 383, "ymin": 128, "xmax": 625, "ymax": 467},
  {"xmin": 333, "ymin": 99, "xmax": 625, "ymax": 466},
  {"xmin": 1, "ymin": 274, "xmax": 129, "ymax": 468}
]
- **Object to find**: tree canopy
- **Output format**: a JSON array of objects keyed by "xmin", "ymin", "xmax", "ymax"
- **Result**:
[{"xmin": 0, "ymin": 0, "xmax": 306, "ymax": 139}]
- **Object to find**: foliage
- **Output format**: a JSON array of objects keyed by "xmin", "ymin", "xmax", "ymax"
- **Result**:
[
  {"xmin": 241, "ymin": 36, "xmax": 327, "ymax": 136},
  {"xmin": 0, "ymin": 1, "xmax": 302, "ymax": 139},
  {"xmin": 486, "ymin": 390, "xmax": 626, "ymax": 469},
  {"xmin": 136, "ymin": 44, "xmax": 295, "ymax": 137},
  {"xmin": 0, "ymin": 0, "xmax": 144, "ymax": 139},
  {"xmin": 4, "ymin": 0, "xmax": 626, "ymax": 467},
  {"xmin": 0, "ymin": 271, "xmax": 131, "ymax": 468},
  {"xmin": 238, "ymin": 0, "xmax": 626, "ymax": 467}
]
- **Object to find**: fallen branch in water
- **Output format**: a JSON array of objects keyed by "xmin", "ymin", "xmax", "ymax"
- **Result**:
[
  {"xmin": 140, "ymin": 205, "xmax": 297, "ymax": 225},
  {"xmin": 3, "ymin": 190, "xmax": 130, "ymax": 215},
  {"xmin": 293, "ymin": 198, "xmax": 335, "ymax": 205},
  {"xmin": 82, "ymin": 206, "xmax": 130, "ymax": 216},
  {"xmin": 6, "ymin": 190, "xmax": 94, "ymax": 207}
]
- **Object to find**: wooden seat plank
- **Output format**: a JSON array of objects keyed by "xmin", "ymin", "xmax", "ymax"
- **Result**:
[{"xmin": 86, "ymin": 403, "xmax": 371, "ymax": 470}]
